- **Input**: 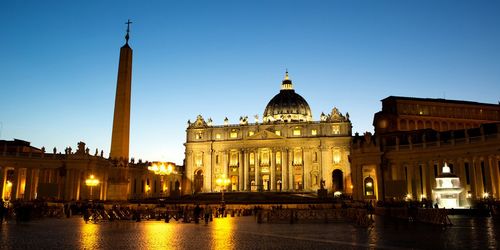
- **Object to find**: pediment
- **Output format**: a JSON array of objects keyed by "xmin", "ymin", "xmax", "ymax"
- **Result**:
[{"xmin": 246, "ymin": 130, "xmax": 284, "ymax": 140}]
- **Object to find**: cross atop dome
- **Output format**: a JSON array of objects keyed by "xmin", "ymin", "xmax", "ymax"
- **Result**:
[{"xmin": 281, "ymin": 69, "xmax": 293, "ymax": 90}]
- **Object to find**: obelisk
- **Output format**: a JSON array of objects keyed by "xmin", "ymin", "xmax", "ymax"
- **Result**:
[{"xmin": 110, "ymin": 20, "xmax": 133, "ymax": 161}]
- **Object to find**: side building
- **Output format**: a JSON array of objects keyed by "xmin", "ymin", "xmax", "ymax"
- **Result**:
[
  {"xmin": 184, "ymin": 72, "xmax": 352, "ymax": 195},
  {"xmin": 350, "ymin": 96, "xmax": 500, "ymax": 205}
]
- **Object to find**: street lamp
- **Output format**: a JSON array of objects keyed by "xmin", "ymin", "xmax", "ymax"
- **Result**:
[
  {"xmin": 216, "ymin": 174, "xmax": 231, "ymax": 203},
  {"xmin": 85, "ymin": 174, "xmax": 99, "ymax": 200},
  {"xmin": 148, "ymin": 162, "xmax": 176, "ymax": 197}
]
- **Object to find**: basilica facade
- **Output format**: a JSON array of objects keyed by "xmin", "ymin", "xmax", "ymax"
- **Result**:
[{"xmin": 184, "ymin": 73, "xmax": 353, "ymax": 195}]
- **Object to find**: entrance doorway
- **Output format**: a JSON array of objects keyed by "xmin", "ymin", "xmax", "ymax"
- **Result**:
[
  {"xmin": 332, "ymin": 169, "xmax": 343, "ymax": 192},
  {"xmin": 262, "ymin": 175, "xmax": 270, "ymax": 191},
  {"xmin": 194, "ymin": 170, "xmax": 203, "ymax": 193}
]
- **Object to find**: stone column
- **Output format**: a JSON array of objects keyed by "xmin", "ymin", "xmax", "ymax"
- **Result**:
[
  {"xmin": 375, "ymin": 163, "xmax": 383, "ymax": 201},
  {"xmin": 23, "ymin": 168, "xmax": 33, "ymax": 201},
  {"xmin": 484, "ymin": 156, "xmax": 495, "ymax": 197},
  {"xmin": 288, "ymin": 149, "xmax": 294, "ymax": 191},
  {"xmin": 283, "ymin": 148, "xmax": 288, "ymax": 190},
  {"xmin": 243, "ymin": 150, "xmax": 249, "ymax": 191},
  {"xmin": 11, "ymin": 168, "xmax": 19, "ymax": 200},
  {"xmin": 302, "ymin": 148, "xmax": 310, "ymax": 191},
  {"xmin": 0, "ymin": 167, "xmax": 6, "ymax": 200},
  {"xmin": 270, "ymin": 149, "xmax": 276, "ymax": 191},
  {"xmin": 406, "ymin": 164, "xmax": 413, "ymax": 198},
  {"xmin": 239, "ymin": 150, "xmax": 244, "ymax": 191},
  {"xmin": 492, "ymin": 156, "xmax": 500, "ymax": 199},
  {"xmin": 472, "ymin": 157, "xmax": 483, "ymax": 198},
  {"xmin": 255, "ymin": 150, "xmax": 260, "ymax": 191}
]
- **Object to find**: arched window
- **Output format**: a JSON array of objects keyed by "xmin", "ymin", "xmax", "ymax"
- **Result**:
[{"xmin": 364, "ymin": 176, "xmax": 374, "ymax": 196}]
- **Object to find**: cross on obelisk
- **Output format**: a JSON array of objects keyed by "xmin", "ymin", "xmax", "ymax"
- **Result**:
[{"xmin": 125, "ymin": 19, "xmax": 132, "ymax": 44}]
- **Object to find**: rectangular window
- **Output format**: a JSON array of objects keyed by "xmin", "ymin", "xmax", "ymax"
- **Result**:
[
  {"xmin": 293, "ymin": 129, "xmax": 301, "ymax": 136},
  {"xmin": 275, "ymin": 130, "xmax": 281, "ymax": 136},
  {"xmin": 311, "ymin": 129, "xmax": 317, "ymax": 136},
  {"xmin": 215, "ymin": 133, "xmax": 221, "ymax": 139},
  {"xmin": 230, "ymin": 132, "xmax": 238, "ymax": 138},
  {"xmin": 276, "ymin": 152, "xmax": 281, "ymax": 165},
  {"xmin": 195, "ymin": 132, "xmax": 203, "ymax": 139},
  {"xmin": 332, "ymin": 125, "xmax": 340, "ymax": 135},
  {"xmin": 248, "ymin": 131, "xmax": 254, "ymax": 136},
  {"xmin": 465, "ymin": 162, "xmax": 470, "ymax": 185}
]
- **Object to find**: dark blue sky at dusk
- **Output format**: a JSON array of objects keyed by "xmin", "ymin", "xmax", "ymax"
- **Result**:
[{"xmin": 1, "ymin": 1, "xmax": 499, "ymax": 164}]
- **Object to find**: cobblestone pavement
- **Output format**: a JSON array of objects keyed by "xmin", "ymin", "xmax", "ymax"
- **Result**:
[{"xmin": 1, "ymin": 215, "xmax": 498, "ymax": 249}]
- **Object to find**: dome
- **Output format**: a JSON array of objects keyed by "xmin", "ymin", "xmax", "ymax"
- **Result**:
[{"xmin": 263, "ymin": 72, "xmax": 312, "ymax": 123}]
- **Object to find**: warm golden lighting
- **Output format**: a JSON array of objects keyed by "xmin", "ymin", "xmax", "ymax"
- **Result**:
[
  {"xmin": 81, "ymin": 221, "xmax": 101, "ymax": 249},
  {"xmin": 6, "ymin": 180, "xmax": 12, "ymax": 187},
  {"xmin": 212, "ymin": 217, "xmax": 235, "ymax": 249},
  {"xmin": 366, "ymin": 182, "xmax": 373, "ymax": 188},
  {"xmin": 85, "ymin": 175, "xmax": 99, "ymax": 187},
  {"xmin": 333, "ymin": 151, "xmax": 341, "ymax": 164},
  {"xmin": 216, "ymin": 174, "xmax": 231, "ymax": 187},
  {"xmin": 148, "ymin": 162, "xmax": 174, "ymax": 176},
  {"xmin": 142, "ymin": 222, "xmax": 176, "ymax": 249},
  {"xmin": 350, "ymin": 184, "xmax": 354, "ymax": 189},
  {"xmin": 483, "ymin": 192, "xmax": 489, "ymax": 198}
]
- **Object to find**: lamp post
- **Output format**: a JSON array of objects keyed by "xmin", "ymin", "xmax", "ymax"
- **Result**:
[
  {"xmin": 85, "ymin": 175, "xmax": 99, "ymax": 200},
  {"xmin": 148, "ymin": 162, "xmax": 175, "ymax": 197},
  {"xmin": 216, "ymin": 174, "xmax": 231, "ymax": 203}
]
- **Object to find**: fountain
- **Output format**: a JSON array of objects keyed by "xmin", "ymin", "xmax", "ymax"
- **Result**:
[{"xmin": 432, "ymin": 163, "xmax": 463, "ymax": 208}]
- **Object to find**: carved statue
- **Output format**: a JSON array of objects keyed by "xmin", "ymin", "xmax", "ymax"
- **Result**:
[
  {"xmin": 53, "ymin": 147, "xmax": 57, "ymax": 154},
  {"xmin": 320, "ymin": 112, "xmax": 327, "ymax": 121}
]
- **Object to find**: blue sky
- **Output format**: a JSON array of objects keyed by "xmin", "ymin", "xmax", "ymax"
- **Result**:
[{"xmin": 1, "ymin": 1, "xmax": 499, "ymax": 164}]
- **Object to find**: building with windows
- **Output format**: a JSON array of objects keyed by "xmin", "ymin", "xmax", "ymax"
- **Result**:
[
  {"xmin": 350, "ymin": 96, "xmax": 500, "ymax": 205},
  {"xmin": 184, "ymin": 72, "xmax": 353, "ymax": 195}
]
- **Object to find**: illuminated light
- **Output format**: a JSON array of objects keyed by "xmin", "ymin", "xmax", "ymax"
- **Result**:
[
  {"xmin": 275, "ymin": 130, "xmax": 281, "ymax": 136},
  {"xmin": 366, "ymin": 182, "xmax": 373, "ymax": 188},
  {"xmin": 85, "ymin": 175, "xmax": 99, "ymax": 187},
  {"xmin": 334, "ymin": 191, "xmax": 342, "ymax": 197},
  {"xmin": 212, "ymin": 216, "xmax": 235, "ymax": 249},
  {"xmin": 248, "ymin": 131, "xmax": 254, "ymax": 136},
  {"xmin": 145, "ymin": 185, "xmax": 151, "ymax": 192},
  {"xmin": 333, "ymin": 152, "xmax": 341, "ymax": 164},
  {"xmin": 148, "ymin": 162, "xmax": 174, "ymax": 176},
  {"xmin": 483, "ymin": 192, "xmax": 489, "ymax": 199},
  {"xmin": 467, "ymin": 192, "xmax": 472, "ymax": 198},
  {"xmin": 6, "ymin": 180, "xmax": 13, "ymax": 187},
  {"xmin": 406, "ymin": 194, "xmax": 412, "ymax": 200},
  {"xmin": 81, "ymin": 221, "xmax": 101, "ymax": 248},
  {"xmin": 311, "ymin": 129, "xmax": 317, "ymax": 136},
  {"xmin": 350, "ymin": 184, "xmax": 354, "ymax": 189},
  {"xmin": 421, "ymin": 194, "xmax": 427, "ymax": 200}
]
